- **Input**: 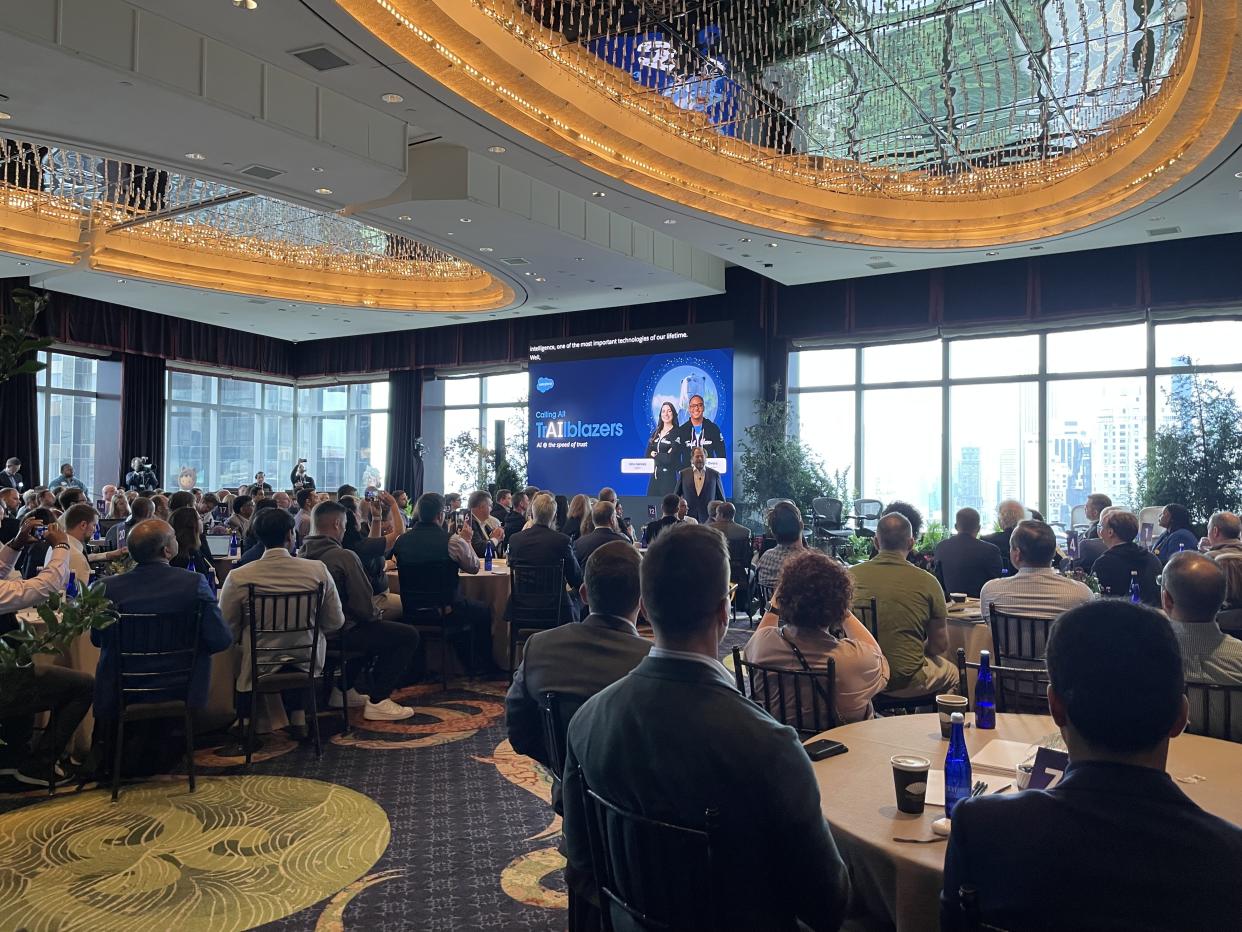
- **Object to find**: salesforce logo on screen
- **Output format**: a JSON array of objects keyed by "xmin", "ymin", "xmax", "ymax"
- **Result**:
[{"xmin": 536, "ymin": 376, "xmax": 555, "ymax": 393}]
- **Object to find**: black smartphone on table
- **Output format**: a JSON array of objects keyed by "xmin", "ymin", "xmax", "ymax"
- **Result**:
[{"xmin": 804, "ymin": 739, "xmax": 848, "ymax": 761}]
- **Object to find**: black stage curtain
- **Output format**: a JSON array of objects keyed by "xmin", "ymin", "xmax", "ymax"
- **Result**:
[
  {"xmin": 0, "ymin": 359, "xmax": 40, "ymax": 489},
  {"xmin": 387, "ymin": 368, "xmax": 425, "ymax": 498},
  {"xmin": 120, "ymin": 353, "xmax": 166, "ymax": 485}
]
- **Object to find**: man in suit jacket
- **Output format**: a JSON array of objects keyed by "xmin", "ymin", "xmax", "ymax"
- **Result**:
[
  {"xmin": 707, "ymin": 500, "xmax": 752, "ymax": 546},
  {"xmin": 942, "ymin": 599, "xmax": 1242, "ymax": 930},
  {"xmin": 673, "ymin": 447, "xmax": 725, "ymax": 524},
  {"xmin": 563, "ymin": 525, "xmax": 850, "ymax": 932},
  {"xmin": 506, "ymin": 541, "xmax": 650, "ymax": 802},
  {"xmin": 980, "ymin": 499, "xmax": 1025, "ymax": 575},
  {"xmin": 1081, "ymin": 492, "xmax": 1111, "ymax": 540},
  {"xmin": 502, "ymin": 492, "xmax": 529, "ymax": 545},
  {"xmin": 0, "ymin": 458, "xmax": 23, "ymax": 491},
  {"xmin": 95, "ymin": 519, "xmax": 233, "ymax": 721},
  {"xmin": 642, "ymin": 493, "xmax": 681, "ymax": 547},
  {"xmin": 507, "ymin": 492, "xmax": 583, "ymax": 623},
  {"xmin": 933, "ymin": 507, "xmax": 1003, "ymax": 597},
  {"xmin": 572, "ymin": 501, "xmax": 630, "ymax": 567}
]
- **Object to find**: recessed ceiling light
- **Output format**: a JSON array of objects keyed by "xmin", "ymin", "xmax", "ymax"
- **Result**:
[
  {"xmin": 116, "ymin": 278, "xmax": 126, "ymax": 283},
  {"xmin": 397, "ymin": 214, "xmax": 411, "ymax": 221},
  {"xmin": 487, "ymin": 145, "xmax": 507, "ymax": 154},
  {"xmin": 985, "ymin": 250, "xmax": 999, "ymax": 256},
  {"xmin": 591, "ymin": 191, "xmax": 607, "ymax": 198},
  {"xmin": 17, "ymin": 261, "xmax": 28, "ymax": 266},
  {"xmin": 459, "ymin": 217, "xmax": 472, "ymax": 223},
  {"xmin": 315, "ymin": 187, "xmax": 333, "ymax": 195},
  {"xmin": 1149, "ymin": 216, "xmax": 1164, "ymax": 221},
  {"xmin": 739, "ymin": 237, "xmax": 751, "ymax": 243},
  {"xmin": 1235, "ymin": 171, "xmax": 1242, "ymax": 179},
  {"xmin": 310, "ymin": 166, "xmax": 325, "ymax": 173},
  {"xmin": 381, "ymin": 93, "xmax": 404, "ymax": 104},
  {"xmin": 184, "ymin": 152, "xmax": 206, "ymax": 160},
  {"xmin": 1029, "ymin": 245, "xmax": 1044, "ymax": 251},
  {"xmin": 0, "ymin": 112, "xmax": 11, "ymax": 121},
  {"xmin": 523, "ymin": 272, "xmax": 534, "ymax": 276},
  {"xmin": 534, "ymin": 276, "xmax": 547, "ymax": 282},
  {"xmin": 479, "ymin": 246, "xmax": 494, "ymax": 252},
  {"xmin": 232, "ymin": 0, "xmax": 258, "ymax": 9},
  {"xmin": 767, "ymin": 242, "xmax": 779, "ymax": 248},
  {"xmin": 663, "ymin": 218, "xmax": 677, "ymax": 225},
  {"xmin": 574, "ymin": 257, "xmax": 585, "ymax": 261}
]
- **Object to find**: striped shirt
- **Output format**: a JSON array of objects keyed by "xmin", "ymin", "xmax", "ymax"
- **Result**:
[
  {"xmin": 979, "ymin": 567, "xmax": 1093, "ymax": 621},
  {"xmin": 1170, "ymin": 620, "xmax": 1242, "ymax": 686}
]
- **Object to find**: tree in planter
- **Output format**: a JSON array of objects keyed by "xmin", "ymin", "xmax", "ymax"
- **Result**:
[
  {"xmin": 736, "ymin": 397, "xmax": 833, "ymax": 525},
  {"xmin": 1138, "ymin": 372, "xmax": 1242, "ymax": 520},
  {"xmin": 443, "ymin": 431, "xmax": 495, "ymax": 497}
]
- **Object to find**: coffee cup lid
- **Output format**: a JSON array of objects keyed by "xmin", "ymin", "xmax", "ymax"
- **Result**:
[
  {"xmin": 891, "ymin": 755, "xmax": 930, "ymax": 772},
  {"xmin": 936, "ymin": 693, "xmax": 967, "ymax": 704}
]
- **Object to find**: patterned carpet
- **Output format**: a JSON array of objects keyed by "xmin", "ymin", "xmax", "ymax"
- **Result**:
[{"xmin": 0, "ymin": 621, "xmax": 758, "ymax": 932}]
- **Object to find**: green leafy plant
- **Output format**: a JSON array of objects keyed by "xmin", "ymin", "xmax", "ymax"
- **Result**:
[
  {"xmin": 917, "ymin": 519, "xmax": 948, "ymax": 554},
  {"xmin": 737, "ymin": 397, "xmax": 832, "ymax": 525},
  {"xmin": 844, "ymin": 533, "xmax": 873, "ymax": 565},
  {"xmin": 0, "ymin": 580, "xmax": 119, "ymax": 674},
  {"xmin": 0, "ymin": 287, "xmax": 52, "ymax": 384}
]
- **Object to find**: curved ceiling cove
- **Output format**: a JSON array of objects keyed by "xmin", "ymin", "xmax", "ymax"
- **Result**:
[
  {"xmin": 344, "ymin": 0, "xmax": 1242, "ymax": 247},
  {"xmin": 0, "ymin": 135, "xmax": 513, "ymax": 312}
]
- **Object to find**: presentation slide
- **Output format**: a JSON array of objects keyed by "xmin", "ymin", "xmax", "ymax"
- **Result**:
[{"xmin": 527, "ymin": 324, "xmax": 734, "ymax": 497}]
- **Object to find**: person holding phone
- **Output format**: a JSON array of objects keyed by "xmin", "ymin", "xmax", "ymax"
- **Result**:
[
  {"xmin": 465, "ymin": 490, "xmax": 505, "ymax": 558},
  {"xmin": 644, "ymin": 401, "xmax": 681, "ymax": 496}
]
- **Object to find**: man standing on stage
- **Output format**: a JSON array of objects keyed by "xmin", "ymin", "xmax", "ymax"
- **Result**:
[{"xmin": 674, "ymin": 447, "xmax": 725, "ymax": 525}]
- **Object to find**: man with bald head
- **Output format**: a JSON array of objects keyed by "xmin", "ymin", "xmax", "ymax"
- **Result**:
[
  {"xmin": 1162, "ymin": 551, "xmax": 1242, "ymax": 693},
  {"xmin": 1202, "ymin": 511, "xmax": 1242, "ymax": 559},
  {"xmin": 95, "ymin": 519, "xmax": 232, "ymax": 724}
]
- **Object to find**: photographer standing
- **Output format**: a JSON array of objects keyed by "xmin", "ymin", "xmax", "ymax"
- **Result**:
[{"xmin": 123, "ymin": 456, "xmax": 159, "ymax": 492}]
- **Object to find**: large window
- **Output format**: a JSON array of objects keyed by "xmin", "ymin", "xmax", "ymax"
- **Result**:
[
  {"xmin": 790, "ymin": 318, "xmax": 1239, "ymax": 529},
  {"xmin": 429, "ymin": 372, "xmax": 528, "ymax": 495},
  {"xmin": 36, "ymin": 352, "xmax": 106, "ymax": 494},
  {"xmin": 165, "ymin": 372, "xmax": 388, "ymax": 490}
]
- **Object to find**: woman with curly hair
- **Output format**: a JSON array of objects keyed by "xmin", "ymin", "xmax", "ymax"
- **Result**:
[{"xmin": 743, "ymin": 549, "xmax": 889, "ymax": 725}]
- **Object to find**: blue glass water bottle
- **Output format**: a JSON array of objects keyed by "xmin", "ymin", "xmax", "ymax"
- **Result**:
[
  {"xmin": 1128, "ymin": 570, "xmax": 1141, "ymax": 604},
  {"xmin": 228, "ymin": 532, "xmax": 239, "ymax": 557},
  {"xmin": 484, "ymin": 538, "xmax": 494, "ymax": 573},
  {"xmin": 975, "ymin": 651, "xmax": 996, "ymax": 730},
  {"xmin": 65, "ymin": 571, "xmax": 78, "ymax": 600},
  {"xmin": 944, "ymin": 711, "xmax": 972, "ymax": 817},
  {"xmin": 186, "ymin": 557, "xmax": 197, "ymax": 575},
  {"xmin": 92, "ymin": 523, "xmax": 101, "ymax": 541}
]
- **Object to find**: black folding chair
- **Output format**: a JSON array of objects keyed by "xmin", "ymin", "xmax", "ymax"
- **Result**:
[
  {"xmin": 242, "ymin": 583, "xmax": 326, "ymax": 769},
  {"xmin": 540, "ymin": 690, "xmax": 585, "ymax": 806},
  {"xmin": 732, "ymin": 646, "xmax": 840, "ymax": 736},
  {"xmin": 508, "ymin": 562, "xmax": 565, "ymax": 676},
  {"xmin": 107, "ymin": 607, "xmax": 202, "ymax": 802},
  {"xmin": 958, "ymin": 884, "xmax": 1011, "ymax": 932},
  {"xmin": 855, "ymin": 597, "xmax": 939, "ymax": 714},
  {"xmin": 322, "ymin": 625, "xmax": 366, "ymax": 735},
  {"xmin": 954, "ymin": 648, "xmax": 1050, "ymax": 716},
  {"xmin": 988, "ymin": 609, "xmax": 1053, "ymax": 666},
  {"xmin": 399, "ymin": 559, "xmax": 463, "ymax": 689},
  {"xmin": 1185, "ymin": 681, "xmax": 1242, "ymax": 743},
  {"xmin": 726, "ymin": 536, "xmax": 756, "ymax": 623},
  {"xmin": 577, "ymin": 764, "xmax": 721, "ymax": 932},
  {"xmin": 853, "ymin": 597, "xmax": 879, "ymax": 639}
]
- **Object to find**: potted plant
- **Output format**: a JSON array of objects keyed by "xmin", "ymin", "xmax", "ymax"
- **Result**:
[{"xmin": 736, "ymin": 396, "xmax": 833, "ymax": 528}]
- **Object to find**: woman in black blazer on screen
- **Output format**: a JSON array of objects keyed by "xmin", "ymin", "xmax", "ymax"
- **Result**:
[{"xmin": 645, "ymin": 402, "xmax": 682, "ymax": 496}]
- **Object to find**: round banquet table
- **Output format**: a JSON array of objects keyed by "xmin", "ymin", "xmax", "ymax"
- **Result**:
[
  {"xmin": 809, "ymin": 713, "xmax": 1242, "ymax": 932},
  {"xmin": 943, "ymin": 599, "xmax": 990, "ymax": 703},
  {"xmin": 387, "ymin": 559, "xmax": 512, "ymax": 668}
]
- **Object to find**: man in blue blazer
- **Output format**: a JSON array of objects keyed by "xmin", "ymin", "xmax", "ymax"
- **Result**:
[
  {"xmin": 942, "ymin": 600, "xmax": 1242, "ymax": 930},
  {"xmin": 95, "ymin": 519, "xmax": 232, "ymax": 721}
]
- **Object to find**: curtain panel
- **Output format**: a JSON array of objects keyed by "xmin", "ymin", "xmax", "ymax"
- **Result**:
[
  {"xmin": 386, "ymin": 368, "xmax": 425, "ymax": 499},
  {"xmin": 119, "ymin": 353, "xmax": 166, "ymax": 485}
]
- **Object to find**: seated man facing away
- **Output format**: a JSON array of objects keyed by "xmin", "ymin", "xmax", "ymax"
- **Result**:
[
  {"xmin": 981, "ymin": 499, "xmax": 1025, "ymax": 575},
  {"xmin": 850, "ymin": 512, "xmax": 958, "ymax": 698},
  {"xmin": 219, "ymin": 508, "xmax": 345, "ymax": 740},
  {"xmin": 642, "ymin": 492, "xmax": 680, "ymax": 547},
  {"xmin": 301, "ymin": 500, "xmax": 418, "ymax": 721},
  {"xmin": 933, "ymin": 507, "xmax": 1002, "ymax": 598},
  {"xmin": 979, "ymin": 519, "xmax": 1093, "ymax": 621},
  {"xmin": 106, "ymin": 495, "xmax": 153, "ymax": 549},
  {"xmin": 507, "ymin": 492, "xmax": 583, "ymax": 625},
  {"xmin": 707, "ymin": 501, "xmax": 752, "ymax": 546},
  {"xmin": 1090, "ymin": 507, "xmax": 1162, "ymax": 604},
  {"xmin": 596, "ymin": 487, "xmax": 633, "ymax": 541},
  {"xmin": 506, "ymin": 541, "xmax": 651, "ymax": 806},
  {"xmin": 756, "ymin": 501, "xmax": 805, "ymax": 593},
  {"xmin": 745, "ymin": 549, "xmax": 889, "ymax": 725},
  {"xmin": 942, "ymin": 600, "xmax": 1242, "ymax": 931},
  {"xmin": 572, "ymin": 500, "xmax": 630, "ymax": 568},
  {"xmin": 562, "ymin": 524, "xmax": 850, "ymax": 932},
  {"xmin": 502, "ymin": 491, "xmax": 530, "ymax": 545},
  {"xmin": 1161, "ymin": 551, "xmax": 1242, "ymax": 690}
]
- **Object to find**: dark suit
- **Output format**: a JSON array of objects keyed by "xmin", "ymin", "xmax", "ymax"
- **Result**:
[
  {"xmin": 942, "ymin": 761, "xmax": 1242, "ymax": 931},
  {"xmin": 643, "ymin": 515, "xmax": 679, "ymax": 546},
  {"xmin": 507, "ymin": 523, "xmax": 583, "ymax": 623},
  {"xmin": 980, "ymin": 527, "xmax": 1015, "ymax": 575},
  {"xmin": 491, "ymin": 502, "xmax": 509, "ymax": 524},
  {"xmin": 708, "ymin": 518, "xmax": 751, "ymax": 546},
  {"xmin": 503, "ymin": 509, "xmax": 527, "ymax": 545},
  {"xmin": 563, "ymin": 655, "xmax": 850, "ymax": 931},
  {"xmin": 670, "ymin": 418, "xmax": 725, "ymax": 469},
  {"xmin": 95, "ymin": 562, "xmax": 232, "ymax": 720},
  {"xmin": 1091, "ymin": 541, "xmax": 1163, "ymax": 604},
  {"xmin": 673, "ymin": 467, "xmax": 725, "ymax": 524},
  {"xmin": 0, "ymin": 471, "xmax": 22, "ymax": 491},
  {"xmin": 933, "ymin": 533, "xmax": 1002, "ymax": 598},
  {"xmin": 573, "ymin": 527, "xmax": 630, "ymax": 567}
]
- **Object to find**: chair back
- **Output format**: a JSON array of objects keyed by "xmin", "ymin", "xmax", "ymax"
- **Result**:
[
  {"xmin": 853, "ymin": 597, "xmax": 879, "ymax": 639},
  {"xmin": 1185, "ymin": 681, "xmax": 1242, "ymax": 743},
  {"xmin": 1069, "ymin": 504, "xmax": 1088, "ymax": 531},
  {"xmin": 765, "ymin": 497, "xmax": 796, "ymax": 512},
  {"xmin": 244, "ymin": 583, "xmax": 325, "ymax": 685},
  {"xmin": 113, "ymin": 607, "xmax": 203, "ymax": 712},
  {"xmin": 812, "ymin": 497, "xmax": 844, "ymax": 529},
  {"xmin": 399, "ymin": 559, "xmax": 459, "ymax": 615},
  {"xmin": 988, "ymin": 609, "xmax": 1053, "ymax": 665},
  {"xmin": 732, "ymin": 645, "xmax": 840, "ymax": 735},
  {"xmin": 852, "ymin": 498, "xmax": 883, "ymax": 534},
  {"xmin": 540, "ymin": 690, "xmax": 585, "ymax": 786},
  {"xmin": 577, "ymin": 765, "xmax": 720, "ymax": 931},
  {"xmin": 510, "ymin": 562, "xmax": 565, "ymax": 629},
  {"xmin": 757, "ymin": 582, "xmax": 776, "ymax": 615},
  {"xmin": 954, "ymin": 648, "xmax": 1050, "ymax": 715}
]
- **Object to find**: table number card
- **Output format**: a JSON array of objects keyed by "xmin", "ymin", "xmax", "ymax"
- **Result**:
[{"xmin": 1027, "ymin": 747, "xmax": 1070, "ymax": 790}]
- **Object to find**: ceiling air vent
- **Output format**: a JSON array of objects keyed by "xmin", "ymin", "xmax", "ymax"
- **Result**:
[
  {"xmin": 240, "ymin": 164, "xmax": 284, "ymax": 181},
  {"xmin": 1147, "ymin": 225, "xmax": 1181, "ymax": 237},
  {"xmin": 500, "ymin": 257, "xmax": 531, "ymax": 266},
  {"xmin": 534, "ymin": 304, "xmax": 557, "ymax": 310},
  {"xmin": 447, "ymin": 315, "xmax": 469, "ymax": 321},
  {"xmin": 247, "ymin": 298, "xmax": 271, "ymax": 305},
  {"xmin": 290, "ymin": 45, "xmax": 353, "ymax": 72},
  {"xmin": 866, "ymin": 260, "xmax": 896, "ymax": 270}
]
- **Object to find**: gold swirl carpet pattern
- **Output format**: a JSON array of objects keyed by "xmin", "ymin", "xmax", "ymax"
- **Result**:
[{"xmin": 0, "ymin": 775, "xmax": 389, "ymax": 932}]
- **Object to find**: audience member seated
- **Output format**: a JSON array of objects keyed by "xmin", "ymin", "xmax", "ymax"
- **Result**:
[
  {"xmin": 1081, "ymin": 492, "xmax": 1111, "ymax": 539},
  {"xmin": 301, "ymin": 500, "xmax": 418, "ymax": 721},
  {"xmin": 503, "ymin": 491, "xmax": 529, "ymax": 545},
  {"xmin": 1152, "ymin": 503, "xmax": 1199, "ymax": 564},
  {"xmin": 562, "ymin": 525, "xmax": 850, "ymax": 932},
  {"xmin": 391, "ymin": 493, "xmax": 497, "ymax": 675},
  {"xmin": 48, "ymin": 462, "xmax": 87, "ymax": 494},
  {"xmin": 596, "ymin": 487, "xmax": 633, "ymax": 541},
  {"xmin": 340, "ymin": 492, "xmax": 401, "ymax": 612},
  {"xmin": 95, "ymin": 519, "xmax": 232, "ymax": 747},
  {"xmin": 0, "ymin": 488, "xmax": 20, "ymax": 543},
  {"xmin": 707, "ymin": 501, "xmax": 752, "ymax": 546},
  {"xmin": 981, "ymin": 499, "xmax": 1026, "ymax": 575},
  {"xmin": 941, "ymin": 599, "xmax": 1242, "ymax": 931},
  {"xmin": 0, "ymin": 457, "xmax": 22, "ymax": 490},
  {"xmin": 979, "ymin": 519, "xmax": 1093, "ymax": 620},
  {"xmin": 1161, "ymin": 551, "xmax": 1242, "ymax": 687},
  {"xmin": 1089, "ymin": 508, "xmax": 1162, "ymax": 604},
  {"xmin": 506, "ymin": 541, "xmax": 651, "ymax": 807},
  {"xmin": 107, "ymin": 493, "xmax": 131, "ymax": 521},
  {"xmin": 491, "ymin": 489, "xmax": 511, "ymax": 524},
  {"xmin": 295, "ymin": 488, "xmax": 317, "ymax": 541},
  {"xmin": 642, "ymin": 493, "xmax": 681, "ymax": 546},
  {"xmin": 151, "ymin": 494, "xmax": 170, "ymax": 522},
  {"xmin": 168, "ymin": 505, "xmax": 215, "ymax": 581},
  {"xmin": 337, "ymin": 484, "xmax": 359, "ymax": 501},
  {"xmin": 572, "ymin": 500, "xmax": 629, "ymax": 567},
  {"xmin": 1215, "ymin": 552, "xmax": 1242, "ymax": 633},
  {"xmin": 443, "ymin": 492, "xmax": 462, "ymax": 516},
  {"xmin": 106, "ymin": 495, "xmax": 153, "ymax": 548},
  {"xmin": 757, "ymin": 501, "xmax": 806, "ymax": 593},
  {"xmin": 466, "ymin": 490, "xmax": 505, "ymax": 557},
  {"xmin": 933, "ymin": 507, "xmax": 1003, "ymax": 597},
  {"xmin": 850, "ymin": 513, "xmax": 958, "ymax": 698},
  {"xmin": 1201, "ymin": 510, "xmax": 1242, "ymax": 558},
  {"xmin": 54, "ymin": 502, "xmax": 97, "ymax": 587},
  {"xmin": 508, "ymin": 492, "xmax": 582, "ymax": 624},
  {"xmin": 883, "ymin": 500, "xmax": 927, "ymax": 566},
  {"xmin": 745, "ymin": 550, "xmax": 889, "ymax": 724},
  {"xmin": 675, "ymin": 495, "xmax": 697, "ymax": 525},
  {"xmin": 0, "ymin": 518, "xmax": 91, "ymax": 786},
  {"xmin": 219, "ymin": 509, "xmax": 345, "ymax": 739},
  {"xmin": 226, "ymin": 495, "xmax": 254, "ymax": 539},
  {"xmin": 563, "ymin": 493, "xmax": 589, "ymax": 543}
]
